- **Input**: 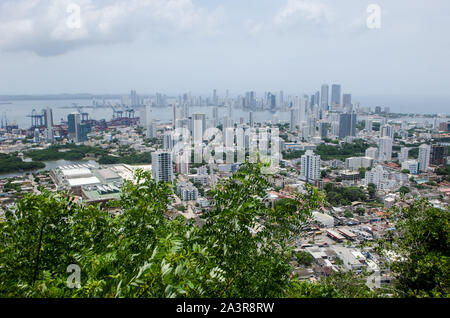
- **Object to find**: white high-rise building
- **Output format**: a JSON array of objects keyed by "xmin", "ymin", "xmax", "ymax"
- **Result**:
[
  {"xmin": 321, "ymin": 84, "xmax": 329, "ymax": 110},
  {"xmin": 152, "ymin": 151, "xmax": 174, "ymax": 183},
  {"xmin": 163, "ymin": 132, "xmax": 173, "ymax": 150},
  {"xmin": 192, "ymin": 113, "xmax": 206, "ymax": 143},
  {"xmin": 279, "ymin": 90, "xmax": 284, "ymax": 108},
  {"xmin": 145, "ymin": 105, "xmax": 152, "ymax": 134},
  {"xmin": 381, "ymin": 124, "xmax": 394, "ymax": 138},
  {"xmin": 365, "ymin": 119, "xmax": 373, "ymax": 132},
  {"xmin": 172, "ymin": 104, "xmax": 178, "ymax": 129},
  {"xmin": 212, "ymin": 107, "xmax": 219, "ymax": 128},
  {"xmin": 418, "ymin": 144, "xmax": 431, "ymax": 172},
  {"xmin": 378, "ymin": 137, "xmax": 393, "ymax": 162},
  {"xmin": 399, "ymin": 147, "xmax": 409, "ymax": 163},
  {"xmin": 300, "ymin": 150, "xmax": 321, "ymax": 182},
  {"xmin": 298, "ymin": 97, "xmax": 306, "ymax": 125},
  {"xmin": 402, "ymin": 160, "xmax": 419, "ymax": 175},
  {"xmin": 365, "ymin": 147, "xmax": 379, "ymax": 160},
  {"xmin": 290, "ymin": 108, "xmax": 296, "ymax": 132},
  {"xmin": 365, "ymin": 165, "xmax": 389, "ymax": 190},
  {"xmin": 45, "ymin": 107, "xmax": 54, "ymax": 142},
  {"xmin": 175, "ymin": 151, "xmax": 190, "ymax": 175},
  {"xmin": 146, "ymin": 121, "xmax": 157, "ymax": 139}
]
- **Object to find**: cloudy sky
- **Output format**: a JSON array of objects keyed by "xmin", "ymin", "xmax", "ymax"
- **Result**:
[{"xmin": 0, "ymin": 0, "xmax": 449, "ymax": 99}]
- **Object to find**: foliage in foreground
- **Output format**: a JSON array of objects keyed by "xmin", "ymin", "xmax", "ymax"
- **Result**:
[
  {"xmin": 0, "ymin": 163, "xmax": 448, "ymax": 298},
  {"xmin": 378, "ymin": 199, "xmax": 450, "ymax": 298},
  {"xmin": 0, "ymin": 163, "xmax": 321, "ymax": 297}
]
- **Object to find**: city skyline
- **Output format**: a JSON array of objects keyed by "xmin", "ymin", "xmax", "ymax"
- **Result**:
[{"xmin": 0, "ymin": 0, "xmax": 449, "ymax": 102}]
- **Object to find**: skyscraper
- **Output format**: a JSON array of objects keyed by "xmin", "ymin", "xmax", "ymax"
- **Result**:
[
  {"xmin": 300, "ymin": 150, "xmax": 321, "ymax": 182},
  {"xmin": 399, "ymin": 147, "xmax": 410, "ymax": 163},
  {"xmin": 331, "ymin": 84, "xmax": 341, "ymax": 106},
  {"xmin": 45, "ymin": 107, "xmax": 54, "ymax": 142},
  {"xmin": 212, "ymin": 107, "xmax": 219, "ymax": 128},
  {"xmin": 152, "ymin": 151, "xmax": 174, "ymax": 183},
  {"xmin": 172, "ymin": 104, "xmax": 177, "ymax": 129},
  {"xmin": 343, "ymin": 94, "xmax": 352, "ymax": 108},
  {"xmin": 192, "ymin": 113, "xmax": 206, "ymax": 143},
  {"xmin": 278, "ymin": 90, "xmax": 284, "ymax": 108},
  {"xmin": 418, "ymin": 144, "xmax": 431, "ymax": 172},
  {"xmin": 67, "ymin": 112, "xmax": 81, "ymax": 142},
  {"xmin": 319, "ymin": 122, "xmax": 328, "ymax": 140},
  {"xmin": 145, "ymin": 105, "xmax": 152, "ymax": 133},
  {"xmin": 321, "ymin": 84, "xmax": 329, "ymax": 110},
  {"xmin": 338, "ymin": 113, "xmax": 357, "ymax": 139},
  {"xmin": 249, "ymin": 111, "xmax": 254, "ymax": 127},
  {"xmin": 163, "ymin": 132, "xmax": 173, "ymax": 151},
  {"xmin": 314, "ymin": 91, "xmax": 320, "ymax": 107},
  {"xmin": 130, "ymin": 90, "xmax": 139, "ymax": 106},
  {"xmin": 381, "ymin": 124, "xmax": 394, "ymax": 138},
  {"xmin": 431, "ymin": 145, "xmax": 448, "ymax": 166},
  {"xmin": 365, "ymin": 119, "xmax": 373, "ymax": 131},
  {"xmin": 298, "ymin": 97, "xmax": 306, "ymax": 125},
  {"xmin": 378, "ymin": 137, "xmax": 393, "ymax": 162},
  {"xmin": 290, "ymin": 108, "xmax": 296, "ymax": 132}
]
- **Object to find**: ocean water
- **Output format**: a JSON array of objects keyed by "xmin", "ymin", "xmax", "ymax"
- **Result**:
[{"xmin": 0, "ymin": 99, "xmax": 290, "ymax": 129}]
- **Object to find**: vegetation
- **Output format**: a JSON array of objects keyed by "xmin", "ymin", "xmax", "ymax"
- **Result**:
[
  {"xmin": 0, "ymin": 163, "xmax": 324, "ymax": 297},
  {"xmin": 0, "ymin": 162, "xmax": 447, "ymax": 298},
  {"xmin": 98, "ymin": 153, "xmax": 152, "ymax": 165},
  {"xmin": 323, "ymin": 183, "xmax": 368, "ymax": 206},
  {"xmin": 398, "ymin": 186, "xmax": 410, "ymax": 195},
  {"xmin": 282, "ymin": 150, "xmax": 305, "ymax": 160},
  {"xmin": 25, "ymin": 144, "xmax": 107, "ymax": 162},
  {"xmin": 0, "ymin": 153, "xmax": 45, "ymax": 174},
  {"xmin": 287, "ymin": 271, "xmax": 379, "ymax": 298},
  {"xmin": 2, "ymin": 180, "xmax": 22, "ymax": 193},
  {"xmin": 378, "ymin": 200, "xmax": 450, "ymax": 297},
  {"xmin": 315, "ymin": 139, "xmax": 372, "ymax": 161},
  {"xmin": 296, "ymin": 252, "xmax": 314, "ymax": 266}
]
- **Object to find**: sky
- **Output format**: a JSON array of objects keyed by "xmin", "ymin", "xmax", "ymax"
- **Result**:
[{"xmin": 0, "ymin": 0, "xmax": 449, "ymax": 102}]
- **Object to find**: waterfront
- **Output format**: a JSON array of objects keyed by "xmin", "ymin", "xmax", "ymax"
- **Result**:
[{"xmin": 1, "ymin": 96, "xmax": 449, "ymax": 130}]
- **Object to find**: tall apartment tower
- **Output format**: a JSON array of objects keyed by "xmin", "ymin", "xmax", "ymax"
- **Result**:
[
  {"xmin": 192, "ymin": 113, "xmax": 206, "ymax": 143},
  {"xmin": 378, "ymin": 137, "xmax": 393, "ymax": 162},
  {"xmin": 212, "ymin": 107, "xmax": 219, "ymax": 128},
  {"xmin": 338, "ymin": 112, "xmax": 357, "ymax": 139},
  {"xmin": 172, "ymin": 104, "xmax": 177, "ymax": 129},
  {"xmin": 290, "ymin": 108, "xmax": 296, "ymax": 132},
  {"xmin": 381, "ymin": 124, "xmax": 394, "ymax": 138},
  {"xmin": 321, "ymin": 84, "xmax": 329, "ymax": 110},
  {"xmin": 67, "ymin": 112, "xmax": 81, "ymax": 142},
  {"xmin": 319, "ymin": 121, "xmax": 328, "ymax": 140},
  {"xmin": 45, "ymin": 107, "xmax": 54, "ymax": 142},
  {"xmin": 152, "ymin": 151, "xmax": 174, "ymax": 183},
  {"xmin": 343, "ymin": 94, "xmax": 352, "ymax": 109},
  {"xmin": 331, "ymin": 84, "xmax": 341, "ymax": 106},
  {"xmin": 399, "ymin": 147, "xmax": 410, "ymax": 163},
  {"xmin": 300, "ymin": 150, "xmax": 321, "ymax": 182},
  {"xmin": 431, "ymin": 145, "xmax": 448, "ymax": 166},
  {"xmin": 418, "ymin": 144, "xmax": 431, "ymax": 172}
]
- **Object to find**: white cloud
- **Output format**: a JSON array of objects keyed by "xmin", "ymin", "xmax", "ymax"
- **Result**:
[
  {"xmin": 0, "ymin": 0, "xmax": 223, "ymax": 56},
  {"xmin": 274, "ymin": 0, "xmax": 333, "ymax": 27}
]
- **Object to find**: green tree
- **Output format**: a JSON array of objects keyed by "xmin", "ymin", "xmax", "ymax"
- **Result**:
[
  {"xmin": 296, "ymin": 251, "xmax": 314, "ymax": 266},
  {"xmin": 379, "ymin": 199, "xmax": 450, "ymax": 297}
]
